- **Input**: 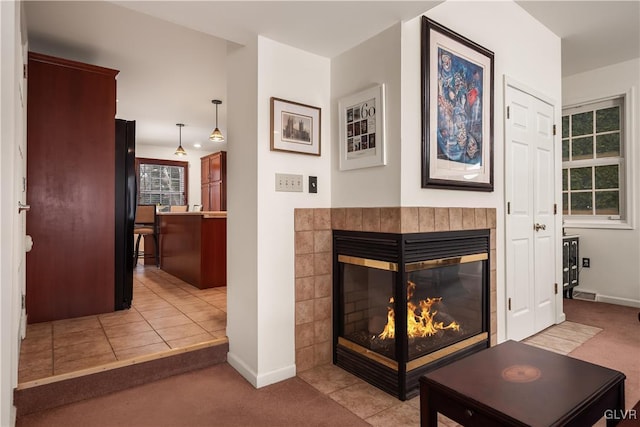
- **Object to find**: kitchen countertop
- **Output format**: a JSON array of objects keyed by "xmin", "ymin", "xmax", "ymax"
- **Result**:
[{"xmin": 158, "ymin": 211, "xmax": 227, "ymax": 218}]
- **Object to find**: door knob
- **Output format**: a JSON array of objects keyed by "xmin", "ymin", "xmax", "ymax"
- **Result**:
[
  {"xmin": 534, "ymin": 223, "xmax": 546, "ymax": 232},
  {"xmin": 18, "ymin": 202, "xmax": 30, "ymax": 213}
]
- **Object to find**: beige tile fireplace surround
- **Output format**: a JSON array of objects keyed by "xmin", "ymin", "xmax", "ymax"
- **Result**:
[{"xmin": 294, "ymin": 207, "xmax": 497, "ymax": 372}]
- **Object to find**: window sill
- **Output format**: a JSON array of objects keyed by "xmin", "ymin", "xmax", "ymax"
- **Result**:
[{"xmin": 563, "ymin": 219, "xmax": 633, "ymax": 230}]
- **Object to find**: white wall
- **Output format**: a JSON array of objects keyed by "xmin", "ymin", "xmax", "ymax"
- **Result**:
[
  {"xmin": 253, "ymin": 37, "xmax": 331, "ymax": 385},
  {"xmin": 135, "ymin": 144, "xmax": 219, "ymax": 208},
  {"xmin": 330, "ymin": 1, "xmax": 562, "ymax": 341},
  {"xmin": 331, "ymin": 23, "xmax": 402, "ymax": 207},
  {"xmin": 401, "ymin": 1, "xmax": 561, "ymax": 207},
  {"xmin": 226, "ymin": 36, "xmax": 331, "ymax": 388},
  {"xmin": 405, "ymin": 1, "xmax": 563, "ymax": 337},
  {"xmin": 563, "ymin": 58, "xmax": 640, "ymax": 307},
  {"xmin": 226, "ymin": 37, "xmax": 260, "ymax": 384}
]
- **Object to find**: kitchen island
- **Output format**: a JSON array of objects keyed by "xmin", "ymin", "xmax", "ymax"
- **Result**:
[{"xmin": 158, "ymin": 211, "xmax": 226, "ymax": 289}]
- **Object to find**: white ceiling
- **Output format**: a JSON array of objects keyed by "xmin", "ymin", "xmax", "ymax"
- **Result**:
[
  {"xmin": 24, "ymin": 1, "xmax": 640, "ymax": 152},
  {"xmin": 112, "ymin": 1, "xmax": 444, "ymax": 59},
  {"xmin": 516, "ymin": 0, "xmax": 640, "ymax": 76}
]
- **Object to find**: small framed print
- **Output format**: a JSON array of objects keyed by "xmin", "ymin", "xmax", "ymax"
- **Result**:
[
  {"xmin": 270, "ymin": 97, "xmax": 321, "ymax": 156},
  {"xmin": 338, "ymin": 84, "xmax": 386, "ymax": 171}
]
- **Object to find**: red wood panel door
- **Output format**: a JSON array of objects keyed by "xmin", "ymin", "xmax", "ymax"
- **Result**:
[
  {"xmin": 26, "ymin": 52, "xmax": 119, "ymax": 323},
  {"xmin": 200, "ymin": 151, "xmax": 226, "ymax": 212},
  {"xmin": 209, "ymin": 152, "xmax": 221, "ymax": 182},
  {"xmin": 201, "ymin": 217, "xmax": 227, "ymax": 287},
  {"xmin": 210, "ymin": 152, "xmax": 226, "ymax": 211},
  {"xmin": 210, "ymin": 181, "xmax": 222, "ymax": 211},
  {"xmin": 200, "ymin": 156, "xmax": 210, "ymax": 185},
  {"xmin": 201, "ymin": 183, "xmax": 210, "ymax": 211}
]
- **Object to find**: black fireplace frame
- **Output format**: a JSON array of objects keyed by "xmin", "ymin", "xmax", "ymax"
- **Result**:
[{"xmin": 332, "ymin": 229, "xmax": 491, "ymax": 400}]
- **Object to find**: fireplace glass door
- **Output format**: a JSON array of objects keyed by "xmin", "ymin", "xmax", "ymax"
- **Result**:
[
  {"xmin": 334, "ymin": 229, "xmax": 490, "ymax": 400},
  {"xmin": 339, "ymin": 259, "xmax": 397, "ymax": 361},
  {"xmin": 337, "ymin": 253, "xmax": 487, "ymax": 364},
  {"xmin": 404, "ymin": 255, "xmax": 486, "ymax": 360}
]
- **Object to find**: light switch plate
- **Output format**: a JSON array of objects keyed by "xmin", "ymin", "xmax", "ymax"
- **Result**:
[
  {"xmin": 309, "ymin": 176, "xmax": 317, "ymax": 193},
  {"xmin": 275, "ymin": 173, "xmax": 303, "ymax": 192}
]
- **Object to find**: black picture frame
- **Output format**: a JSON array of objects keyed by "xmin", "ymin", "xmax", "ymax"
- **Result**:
[
  {"xmin": 421, "ymin": 17, "xmax": 494, "ymax": 191},
  {"xmin": 270, "ymin": 97, "xmax": 321, "ymax": 156}
]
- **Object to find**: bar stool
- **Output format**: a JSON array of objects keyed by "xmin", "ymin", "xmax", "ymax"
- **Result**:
[{"xmin": 134, "ymin": 205, "xmax": 159, "ymax": 267}]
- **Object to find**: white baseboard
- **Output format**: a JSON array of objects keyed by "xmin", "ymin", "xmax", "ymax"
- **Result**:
[
  {"xmin": 227, "ymin": 351, "xmax": 259, "ymax": 388},
  {"xmin": 596, "ymin": 294, "xmax": 640, "ymax": 308},
  {"xmin": 566, "ymin": 287, "xmax": 640, "ymax": 308},
  {"xmin": 226, "ymin": 351, "xmax": 296, "ymax": 389},
  {"xmin": 255, "ymin": 363, "xmax": 296, "ymax": 388}
]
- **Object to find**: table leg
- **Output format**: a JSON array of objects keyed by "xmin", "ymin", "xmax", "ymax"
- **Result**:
[
  {"xmin": 420, "ymin": 388, "xmax": 438, "ymax": 427},
  {"xmin": 606, "ymin": 381, "xmax": 626, "ymax": 427}
]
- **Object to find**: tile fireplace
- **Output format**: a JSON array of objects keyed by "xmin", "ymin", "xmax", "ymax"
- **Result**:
[{"xmin": 333, "ymin": 228, "xmax": 490, "ymax": 400}]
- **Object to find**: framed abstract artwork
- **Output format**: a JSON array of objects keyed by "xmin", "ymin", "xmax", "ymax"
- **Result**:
[
  {"xmin": 421, "ymin": 17, "xmax": 494, "ymax": 191},
  {"xmin": 270, "ymin": 97, "xmax": 321, "ymax": 156}
]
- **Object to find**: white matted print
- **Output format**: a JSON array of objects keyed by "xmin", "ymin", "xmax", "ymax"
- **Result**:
[
  {"xmin": 338, "ymin": 84, "xmax": 386, "ymax": 170},
  {"xmin": 270, "ymin": 97, "xmax": 321, "ymax": 156}
]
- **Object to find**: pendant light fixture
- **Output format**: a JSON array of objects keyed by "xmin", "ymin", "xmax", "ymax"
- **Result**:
[
  {"xmin": 175, "ymin": 123, "xmax": 187, "ymax": 156},
  {"xmin": 209, "ymin": 99, "xmax": 225, "ymax": 142}
]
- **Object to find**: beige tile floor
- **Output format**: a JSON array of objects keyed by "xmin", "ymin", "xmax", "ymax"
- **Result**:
[
  {"xmin": 19, "ymin": 265, "xmax": 602, "ymax": 426},
  {"xmin": 299, "ymin": 320, "xmax": 602, "ymax": 427},
  {"xmin": 18, "ymin": 264, "xmax": 227, "ymax": 384}
]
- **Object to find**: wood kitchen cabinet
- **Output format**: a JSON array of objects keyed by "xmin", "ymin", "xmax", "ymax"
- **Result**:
[
  {"xmin": 201, "ymin": 151, "xmax": 226, "ymax": 211},
  {"xmin": 158, "ymin": 212, "xmax": 227, "ymax": 289}
]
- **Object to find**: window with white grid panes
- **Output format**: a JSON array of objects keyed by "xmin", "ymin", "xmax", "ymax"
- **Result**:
[
  {"xmin": 136, "ymin": 158, "xmax": 188, "ymax": 207},
  {"xmin": 562, "ymin": 96, "xmax": 625, "ymax": 220}
]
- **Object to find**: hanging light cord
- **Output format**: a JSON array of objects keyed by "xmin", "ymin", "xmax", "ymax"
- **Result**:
[
  {"xmin": 175, "ymin": 123, "xmax": 186, "ymax": 156},
  {"xmin": 210, "ymin": 99, "xmax": 224, "ymax": 142}
]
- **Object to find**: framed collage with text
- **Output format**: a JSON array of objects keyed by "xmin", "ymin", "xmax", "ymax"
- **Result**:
[
  {"xmin": 421, "ymin": 17, "xmax": 494, "ymax": 191},
  {"xmin": 338, "ymin": 84, "xmax": 386, "ymax": 171},
  {"xmin": 270, "ymin": 97, "xmax": 321, "ymax": 156}
]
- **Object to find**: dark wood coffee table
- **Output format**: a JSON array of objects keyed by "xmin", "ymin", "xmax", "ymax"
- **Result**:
[{"xmin": 420, "ymin": 340, "xmax": 626, "ymax": 426}]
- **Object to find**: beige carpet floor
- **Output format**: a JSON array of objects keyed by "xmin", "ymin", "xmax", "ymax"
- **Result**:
[
  {"xmin": 16, "ymin": 298, "xmax": 639, "ymax": 427},
  {"xmin": 15, "ymin": 363, "xmax": 369, "ymax": 427},
  {"xmin": 563, "ymin": 298, "xmax": 640, "ymax": 414}
]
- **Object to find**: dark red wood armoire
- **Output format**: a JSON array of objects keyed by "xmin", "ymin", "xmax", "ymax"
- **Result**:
[{"xmin": 26, "ymin": 52, "xmax": 119, "ymax": 323}]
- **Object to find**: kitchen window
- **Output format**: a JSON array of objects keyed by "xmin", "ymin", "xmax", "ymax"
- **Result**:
[
  {"xmin": 562, "ymin": 95, "xmax": 631, "ymax": 229},
  {"xmin": 135, "ymin": 158, "xmax": 188, "ymax": 207}
]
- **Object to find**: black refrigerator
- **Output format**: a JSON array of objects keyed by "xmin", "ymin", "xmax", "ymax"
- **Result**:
[{"xmin": 114, "ymin": 119, "xmax": 137, "ymax": 310}]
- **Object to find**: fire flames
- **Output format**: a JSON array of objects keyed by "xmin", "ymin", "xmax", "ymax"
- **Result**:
[{"xmin": 378, "ymin": 280, "xmax": 460, "ymax": 340}]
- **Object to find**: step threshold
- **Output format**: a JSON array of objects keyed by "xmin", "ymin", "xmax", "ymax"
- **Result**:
[{"xmin": 15, "ymin": 337, "xmax": 228, "ymax": 416}]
